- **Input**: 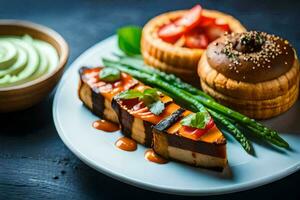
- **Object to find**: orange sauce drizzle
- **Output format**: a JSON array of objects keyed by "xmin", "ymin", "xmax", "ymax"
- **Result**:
[
  {"xmin": 115, "ymin": 137, "xmax": 137, "ymax": 151},
  {"xmin": 92, "ymin": 119, "xmax": 120, "ymax": 132},
  {"xmin": 144, "ymin": 149, "xmax": 168, "ymax": 164}
]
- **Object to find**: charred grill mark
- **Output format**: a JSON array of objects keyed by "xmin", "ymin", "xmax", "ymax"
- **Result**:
[
  {"xmin": 91, "ymin": 90, "xmax": 105, "ymax": 118},
  {"xmin": 164, "ymin": 100, "xmax": 173, "ymax": 107},
  {"xmin": 111, "ymin": 98, "xmax": 120, "ymax": 116},
  {"xmin": 154, "ymin": 108, "xmax": 185, "ymax": 131},
  {"xmin": 111, "ymin": 99, "xmax": 134, "ymax": 138},
  {"xmin": 78, "ymin": 66, "xmax": 89, "ymax": 75},
  {"xmin": 144, "ymin": 121, "xmax": 154, "ymax": 147},
  {"xmin": 167, "ymin": 134, "xmax": 226, "ymax": 158}
]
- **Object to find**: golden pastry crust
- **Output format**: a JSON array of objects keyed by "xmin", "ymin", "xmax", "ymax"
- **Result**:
[
  {"xmin": 198, "ymin": 49, "xmax": 300, "ymax": 119},
  {"xmin": 141, "ymin": 9, "xmax": 246, "ymax": 85},
  {"xmin": 201, "ymin": 79, "xmax": 299, "ymax": 119},
  {"xmin": 142, "ymin": 49, "xmax": 199, "ymax": 85},
  {"xmin": 199, "ymin": 53, "xmax": 300, "ymax": 100}
]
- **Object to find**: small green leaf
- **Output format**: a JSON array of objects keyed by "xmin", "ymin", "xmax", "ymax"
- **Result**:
[
  {"xmin": 116, "ymin": 89, "xmax": 143, "ymax": 100},
  {"xmin": 99, "ymin": 68, "xmax": 121, "ymax": 82},
  {"xmin": 117, "ymin": 26, "xmax": 142, "ymax": 56},
  {"xmin": 143, "ymin": 88, "xmax": 159, "ymax": 97},
  {"xmin": 148, "ymin": 100, "xmax": 165, "ymax": 115},
  {"xmin": 180, "ymin": 111, "xmax": 211, "ymax": 129},
  {"xmin": 142, "ymin": 88, "xmax": 160, "ymax": 103}
]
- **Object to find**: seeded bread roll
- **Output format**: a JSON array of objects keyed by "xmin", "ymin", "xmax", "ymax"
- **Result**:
[
  {"xmin": 198, "ymin": 31, "xmax": 300, "ymax": 119},
  {"xmin": 206, "ymin": 32, "xmax": 295, "ymax": 83}
]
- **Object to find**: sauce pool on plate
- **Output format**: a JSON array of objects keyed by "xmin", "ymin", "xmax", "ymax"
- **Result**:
[
  {"xmin": 145, "ymin": 149, "xmax": 168, "ymax": 164},
  {"xmin": 92, "ymin": 119, "xmax": 120, "ymax": 132},
  {"xmin": 115, "ymin": 137, "xmax": 137, "ymax": 151}
]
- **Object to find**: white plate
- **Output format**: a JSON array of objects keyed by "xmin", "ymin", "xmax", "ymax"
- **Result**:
[{"xmin": 53, "ymin": 35, "xmax": 300, "ymax": 196}]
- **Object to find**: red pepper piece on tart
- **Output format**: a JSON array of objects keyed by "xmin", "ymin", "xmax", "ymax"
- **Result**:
[
  {"xmin": 184, "ymin": 29, "xmax": 209, "ymax": 49},
  {"xmin": 158, "ymin": 5, "xmax": 203, "ymax": 43},
  {"xmin": 198, "ymin": 15, "xmax": 216, "ymax": 27},
  {"xmin": 204, "ymin": 18, "xmax": 231, "ymax": 42},
  {"xmin": 157, "ymin": 4, "xmax": 231, "ymax": 48}
]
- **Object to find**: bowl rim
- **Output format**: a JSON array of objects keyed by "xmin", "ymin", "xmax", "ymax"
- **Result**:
[{"xmin": 0, "ymin": 19, "xmax": 69, "ymax": 91}]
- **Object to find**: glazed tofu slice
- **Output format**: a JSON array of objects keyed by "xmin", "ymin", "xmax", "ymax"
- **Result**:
[
  {"xmin": 79, "ymin": 66, "xmax": 175, "ymax": 147},
  {"xmin": 153, "ymin": 109, "xmax": 227, "ymax": 170},
  {"xmin": 111, "ymin": 85, "xmax": 178, "ymax": 147},
  {"xmin": 78, "ymin": 66, "xmax": 138, "ymax": 123},
  {"xmin": 78, "ymin": 66, "xmax": 227, "ymax": 169}
]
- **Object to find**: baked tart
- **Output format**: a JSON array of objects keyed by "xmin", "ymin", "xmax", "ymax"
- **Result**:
[
  {"xmin": 198, "ymin": 31, "xmax": 300, "ymax": 119},
  {"xmin": 141, "ymin": 4, "xmax": 246, "ymax": 85}
]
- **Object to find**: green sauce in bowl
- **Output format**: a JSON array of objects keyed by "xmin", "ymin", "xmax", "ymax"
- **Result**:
[{"xmin": 0, "ymin": 35, "xmax": 59, "ymax": 87}]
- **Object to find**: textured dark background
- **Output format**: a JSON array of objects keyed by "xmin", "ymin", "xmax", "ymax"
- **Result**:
[{"xmin": 0, "ymin": 0, "xmax": 299, "ymax": 199}]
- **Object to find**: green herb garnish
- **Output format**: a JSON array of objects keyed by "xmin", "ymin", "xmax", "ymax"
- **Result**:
[
  {"xmin": 116, "ymin": 89, "xmax": 142, "ymax": 99},
  {"xmin": 180, "ymin": 111, "xmax": 211, "ymax": 129},
  {"xmin": 99, "ymin": 67, "xmax": 121, "ymax": 82},
  {"xmin": 116, "ymin": 88, "xmax": 165, "ymax": 115},
  {"xmin": 117, "ymin": 26, "xmax": 142, "ymax": 56}
]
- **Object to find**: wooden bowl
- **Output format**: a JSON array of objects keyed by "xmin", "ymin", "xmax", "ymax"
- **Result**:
[{"xmin": 0, "ymin": 20, "xmax": 69, "ymax": 112}]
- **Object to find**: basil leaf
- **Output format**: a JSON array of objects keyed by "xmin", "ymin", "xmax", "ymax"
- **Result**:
[
  {"xmin": 99, "ymin": 68, "xmax": 121, "ymax": 82},
  {"xmin": 142, "ymin": 88, "xmax": 164, "ymax": 115},
  {"xmin": 180, "ymin": 111, "xmax": 211, "ymax": 129},
  {"xmin": 142, "ymin": 88, "xmax": 160, "ymax": 103},
  {"xmin": 140, "ymin": 88, "xmax": 164, "ymax": 115},
  {"xmin": 117, "ymin": 26, "xmax": 142, "ymax": 56},
  {"xmin": 148, "ymin": 100, "xmax": 165, "ymax": 115},
  {"xmin": 116, "ymin": 90, "xmax": 143, "ymax": 100}
]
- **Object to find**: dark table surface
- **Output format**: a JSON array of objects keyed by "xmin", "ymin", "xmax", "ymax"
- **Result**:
[{"xmin": 0, "ymin": 0, "xmax": 299, "ymax": 199}]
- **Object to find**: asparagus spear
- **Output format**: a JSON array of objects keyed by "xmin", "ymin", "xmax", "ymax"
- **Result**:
[
  {"xmin": 102, "ymin": 59, "xmax": 253, "ymax": 152},
  {"xmin": 110, "ymin": 56, "xmax": 214, "ymax": 101},
  {"xmin": 208, "ymin": 109, "xmax": 252, "ymax": 153}
]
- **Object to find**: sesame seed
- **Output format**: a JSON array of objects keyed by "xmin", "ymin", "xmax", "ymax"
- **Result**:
[{"xmin": 219, "ymin": 31, "xmax": 290, "ymax": 73}]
